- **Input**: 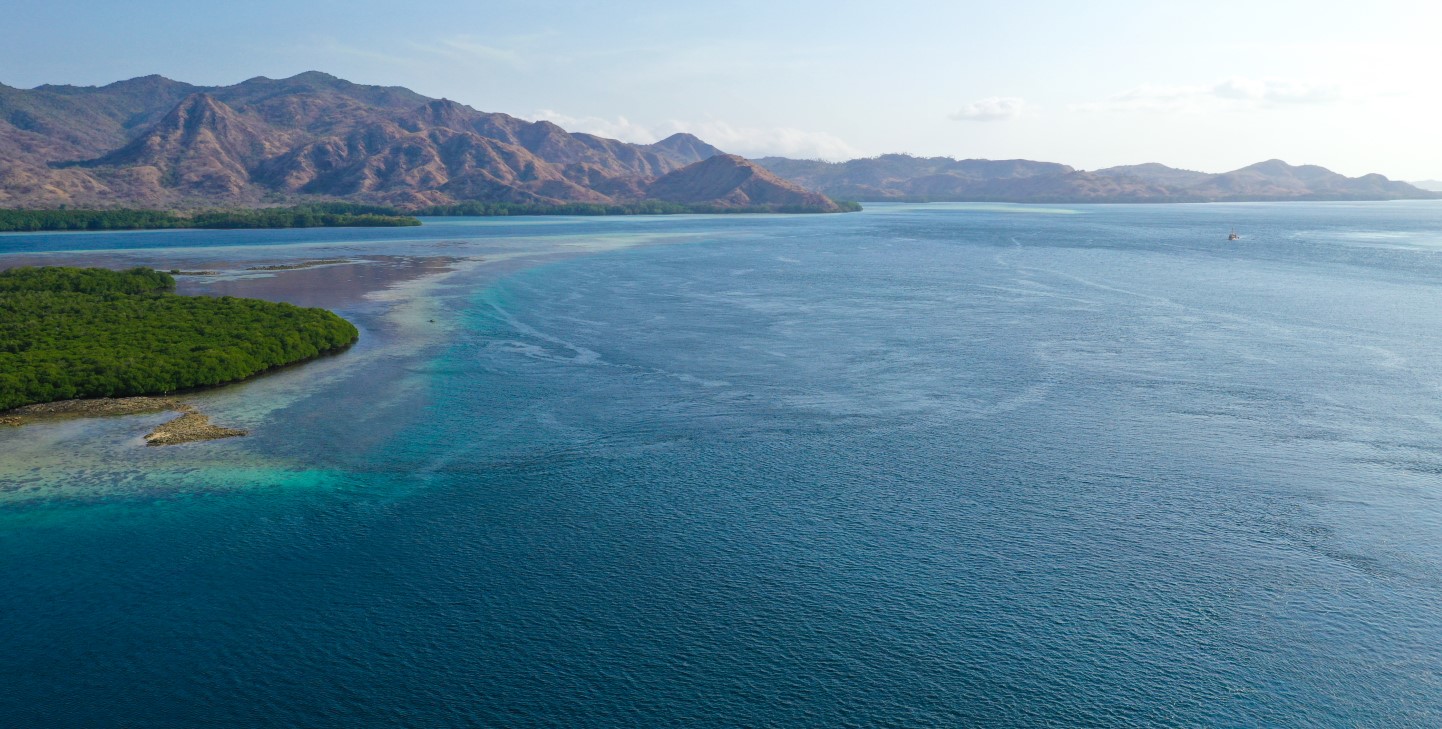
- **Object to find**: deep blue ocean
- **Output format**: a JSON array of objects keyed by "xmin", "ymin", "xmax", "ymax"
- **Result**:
[{"xmin": 3, "ymin": 203, "xmax": 1442, "ymax": 726}]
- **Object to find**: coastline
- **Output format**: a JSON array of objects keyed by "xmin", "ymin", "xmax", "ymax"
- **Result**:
[
  {"xmin": 0, "ymin": 220, "xmax": 698, "ymax": 502},
  {"xmin": 1, "ymin": 397, "xmax": 247, "ymax": 446}
]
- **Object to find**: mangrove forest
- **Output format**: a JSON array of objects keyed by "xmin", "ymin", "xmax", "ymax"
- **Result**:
[{"xmin": 0, "ymin": 266, "xmax": 359, "ymax": 410}]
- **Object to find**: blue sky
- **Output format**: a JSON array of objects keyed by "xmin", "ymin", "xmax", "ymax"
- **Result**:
[{"xmin": 6, "ymin": 0, "xmax": 1440, "ymax": 179}]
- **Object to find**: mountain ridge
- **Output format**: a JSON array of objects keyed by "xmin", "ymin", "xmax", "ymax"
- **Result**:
[
  {"xmin": 0, "ymin": 72, "xmax": 837, "ymax": 212},
  {"xmin": 755, "ymin": 154, "xmax": 1438, "ymax": 203},
  {"xmin": 2, "ymin": 71, "xmax": 1432, "ymax": 209}
]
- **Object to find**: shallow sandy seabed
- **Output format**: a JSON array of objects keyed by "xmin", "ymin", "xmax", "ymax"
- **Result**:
[{"xmin": 0, "ymin": 228, "xmax": 694, "ymax": 504}]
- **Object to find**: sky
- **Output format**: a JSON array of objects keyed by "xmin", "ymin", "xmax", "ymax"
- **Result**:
[{"xmin": 5, "ymin": 0, "xmax": 1441, "ymax": 180}]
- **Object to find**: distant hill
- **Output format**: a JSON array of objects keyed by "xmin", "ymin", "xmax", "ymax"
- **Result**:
[
  {"xmin": 1411, "ymin": 180, "xmax": 1442, "ymax": 192},
  {"xmin": 646, "ymin": 155, "xmax": 840, "ymax": 212},
  {"xmin": 0, "ymin": 72, "xmax": 833, "ymax": 212},
  {"xmin": 755, "ymin": 154, "xmax": 1439, "ymax": 203},
  {"xmin": 5, "ymin": 72, "xmax": 1428, "ymax": 210}
]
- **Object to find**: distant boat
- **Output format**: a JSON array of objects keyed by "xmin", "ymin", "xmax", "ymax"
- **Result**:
[{"xmin": 1228, "ymin": 229, "xmax": 1240, "ymax": 241}]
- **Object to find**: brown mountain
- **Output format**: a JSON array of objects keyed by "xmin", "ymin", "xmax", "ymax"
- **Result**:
[
  {"xmin": 647, "ymin": 155, "xmax": 840, "ymax": 211},
  {"xmin": 77, "ymin": 93, "xmax": 294, "ymax": 196},
  {"xmin": 647, "ymin": 133, "xmax": 728, "ymax": 168},
  {"xmin": 0, "ymin": 71, "xmax": 837, "ymax": 211},
  {"xmin": 757, "ymin": 154, "xmax": 1439, "ymax": 203}
]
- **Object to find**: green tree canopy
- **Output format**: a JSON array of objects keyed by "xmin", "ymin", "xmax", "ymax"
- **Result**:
[{"xmin": 0, "ymin": 267, "xmax": 358, "ymax": 410}]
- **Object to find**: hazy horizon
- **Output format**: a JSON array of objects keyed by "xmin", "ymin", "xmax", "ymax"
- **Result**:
[{"xmin": 7, "ymin": 0, "xmax": 1441, "ymax": 180}]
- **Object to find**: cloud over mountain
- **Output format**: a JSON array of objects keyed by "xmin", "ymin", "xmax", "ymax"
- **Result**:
[{"xmin": 950, "ymin": 97, "xmax": 1030, "ymax": 122}]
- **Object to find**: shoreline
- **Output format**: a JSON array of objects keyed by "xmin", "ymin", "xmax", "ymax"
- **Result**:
[
  {"xmin": 0, "ymin": 225, "xmax": 696, "ymax": 505},
  {"xmin": 1, "ymin": 397, "xmax": 248, "ymax": 446},
  {"xmin": 0, "ymin": 227, "xmax": 686, "ymax": 463}
]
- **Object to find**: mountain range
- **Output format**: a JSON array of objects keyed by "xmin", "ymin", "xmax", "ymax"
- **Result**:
[
  {"xmin": 755, "ymin": 155, "xmax": 1439, "ymax": 203},
  {"xmin": 0, "ymin": 71, "xmax": 1434, "ymax": 210},
  {"xmin": 0, "ymin": 72, "xmax": 835, "ymax": 211}
]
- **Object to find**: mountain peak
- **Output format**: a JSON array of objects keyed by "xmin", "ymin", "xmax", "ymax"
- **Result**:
[
  {"xmin": 647, "ymin": 133, "xmax": 725, "ymax": 166},
  {"xmin": 285, "ymin": 70, "xmax": 344, "ymax": 85},
  {"xmin": 1103, "ymin": 162, "xmax": 1190, "ymax": 173},
  {"xmin": 657, "ymin": 132, "xmax": 705, "ymax": 144},
  {"xmin": 277, "ymin": 72, "xmax": 347, "ymax": 93},
  {"xmin": 1239, "ymin": 159, "xmax": 1295, "ymax": 174},
  {"xmin": 648, "ymin": 155, "xmax": 841, "ymax": 211},
  {"xmin": 231, "ymin": 71, "xmax": 350, "ymax": 94},
  {"xmin": 102, "ymin": 74, "xmax": 184, "ymax": 89}
]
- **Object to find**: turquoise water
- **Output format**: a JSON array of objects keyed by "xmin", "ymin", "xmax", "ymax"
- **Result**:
[{"xmin": 3, "ymin": 204, "xmax": 1442, "ymax": 725}]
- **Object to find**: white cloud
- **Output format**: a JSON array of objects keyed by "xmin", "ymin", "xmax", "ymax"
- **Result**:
[
  {"xmin": 1213, "ymin": 77, "xmax": 1340, "ymax": 104},
  {"xmin": 530, "ymin": 110, "xmax": 656, "ymax": 143},
  {"xmin": 419, "ymin": 36, "xmax": 524, "ymax": 67},
  {"xmin": 950, "ymin": 97, "xmax": 1031, "ymax": 122},
  {"xmin": 676, "ymin": 121, "xmax": 862, "ymax": 160},
  {"xmin": 1075, "ymin": 77, "xmax": 1343, "ymax": 113},
  {"xmin": 528, "ymin": 111, "xmax": 862, "ymax": 160}
]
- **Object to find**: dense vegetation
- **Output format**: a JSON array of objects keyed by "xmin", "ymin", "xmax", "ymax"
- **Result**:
[
  {"xmin": 0, "ymin": 204, "xmax": 421, "ymax": 232},
  {"xmin": 0, "ymin": 199, "xmax": 860, "ymax": 231},
  {"xmin": 416, "ymin": 200, "xmax": 862, "ymax": 216},
  {"xmin": 0, "ymin": 266, "xmax": 358, "ymax": 410}
]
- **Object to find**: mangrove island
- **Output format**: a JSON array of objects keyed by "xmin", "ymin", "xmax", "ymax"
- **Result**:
[{"xmin": 0, "ymin": 266, "xmax": 358, "ymax": 441}]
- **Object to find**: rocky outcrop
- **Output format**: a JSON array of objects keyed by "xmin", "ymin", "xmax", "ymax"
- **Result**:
[
  {"xmin": 1, "ymin": 396, "xmax": 247, "ymax": 445},
  {"xmin": 143, "ymin": 410, "xmax": 246, "ymax": 446}
]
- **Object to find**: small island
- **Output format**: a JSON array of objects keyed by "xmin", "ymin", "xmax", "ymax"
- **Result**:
[{"xmin": 0, "ymin": 266, "xmax": 359, "ymax": 443}]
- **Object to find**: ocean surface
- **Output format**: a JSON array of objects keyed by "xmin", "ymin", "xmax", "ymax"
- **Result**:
[{"xmin": 3, "ymin": 202, "xmax": 1442, "ymax": 726}]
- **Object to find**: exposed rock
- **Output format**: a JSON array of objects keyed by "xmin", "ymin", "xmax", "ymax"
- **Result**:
[
  {"xmin": 143, "ymin": 412, "xmax": 247, "ymax": 446},
  {"xmin": 7, "ymin": 396, "xmax": 184, "ymax": 418},
  {"xmin": 1, "ymin": 396, "xmax": 246, "ymax": 445}
]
